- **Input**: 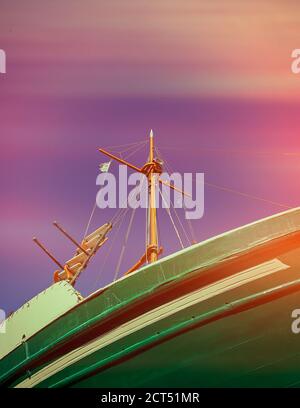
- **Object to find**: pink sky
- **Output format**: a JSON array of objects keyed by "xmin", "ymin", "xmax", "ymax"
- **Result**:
[{"xmin": 1, "ymin": 1, "xmax": 300, "ymax": 312}]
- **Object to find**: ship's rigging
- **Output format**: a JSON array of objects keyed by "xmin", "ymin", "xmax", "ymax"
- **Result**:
[
  {"xmin": 32, "ymin": 131, "xmax": 293, "ymax": 288},
  {"xmin": 32, "ymin": 131, "xmax": 192, "ymax": 286}
]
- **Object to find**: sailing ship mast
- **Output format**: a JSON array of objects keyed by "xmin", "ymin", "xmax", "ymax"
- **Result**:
[
  {"xmin": 98, "ymin": 129, "xmax": 190, "ymax": 273},
  {"xmin": 99, "ymin": 129, "xmax": 163, "ymax": 266},
  {"xmin": 148, "ymin": 129, "xmax": 159, "ymax": 262},
  {"xmin": 33, "ymin": 130, "xmax": 189, "ymax": 285}
]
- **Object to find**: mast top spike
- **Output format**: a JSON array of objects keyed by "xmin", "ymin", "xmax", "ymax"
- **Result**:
[{"xmin": 150, "ymin": 129, "xmax": 154, "ymax": 138}]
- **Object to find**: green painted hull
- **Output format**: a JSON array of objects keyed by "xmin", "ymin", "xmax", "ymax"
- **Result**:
[
  {"xmin": 73, "ymin": 291, "xmax": 300, "ymax": 388},
  {"xmin": 2, "ymin": 208, "xmax": 300, "ymax": 388}
]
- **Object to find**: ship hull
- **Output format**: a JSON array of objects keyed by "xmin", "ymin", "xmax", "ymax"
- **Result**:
[
  {"xmin": 71, "ymin": 290, "xmax": 300, "ymax": 388},
  {"xmin": 2, "ymin": 208, "xmax": 300, "ymax": 388}
]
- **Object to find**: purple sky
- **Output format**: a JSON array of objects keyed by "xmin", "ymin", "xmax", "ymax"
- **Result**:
[{"xmin": 1, "ymin": 1, "xmax": 300, "ymax": 313}]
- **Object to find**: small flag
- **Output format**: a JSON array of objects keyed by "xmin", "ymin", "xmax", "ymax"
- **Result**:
[{"xmin": 99, "ymin": 161, "xmax": 111, "ymax": 173}]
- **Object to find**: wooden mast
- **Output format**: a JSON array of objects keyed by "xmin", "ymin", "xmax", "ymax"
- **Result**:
[
  {"xmin": 99, "ymin": 130, "xmax": 162, "ymax": 265},
  {"xmin": 98, "ymin": 130, "xmax": 189, "ymax": 273},
  {"xmin": 148, "ymin": 129, "xmax": 158, "ymax": 263}
]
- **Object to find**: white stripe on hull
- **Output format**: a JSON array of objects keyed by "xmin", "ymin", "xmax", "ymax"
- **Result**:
[{"xmin": 16, "ymin": 258, "xmax": 288, "ymax": 388}]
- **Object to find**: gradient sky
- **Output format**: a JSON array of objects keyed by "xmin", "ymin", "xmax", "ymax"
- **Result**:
[{"xmin": 1, "ymin": 1, "xmax": 300, "ymax": 313}]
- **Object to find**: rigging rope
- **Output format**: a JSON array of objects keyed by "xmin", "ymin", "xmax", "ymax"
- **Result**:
[
  {"xmin": 83, "ymin": 201, "xmax": 97, "ymax": 237},
  {"xmin": 156, "ymin": 145, "xmax": 292, "ymax": 237},
  {"xmin": 159, "ymin": 185, "xmax": 185, "ymax": 249},
  {"xmin": 159, "ymin": 145, "xmax": 300, "ymax": 158},
  {"xmin": 145, "ymin": 196, "xmax": 149, "ymax": 264},
  {"xmin": 92, "ymin": 207, "xmax": 129, "ymax": 290},
  {"xmin": 105, "ymin": 140, "xmax": 147, "ymax": 157},
  {"xmin": 156, "ymin": 146, "xmax": 196, "ymax": 245},
  {"xmin": 90, "ymin": 140, "xmax": 147, "ymax": 231},
  {"xmin": 104, "ymin": 140, "xmax": 147, "ymax": 151},
  {"xmin": 84, "ymin": 136, "xmax": 294, "ymax": 290},
  {"xmin": 123, "ymin": 142, "xmax": 147, "ymax": 160},
  {"xmin": 113, "ymin": 207, "xmax": 136, "ymax": 281},
  {"xmin": 113, "ymin": 174, "xmax": 148, "ymax": 280},
  {"xmin": 205, "ymin": 181, "xmax": 292, "ymax": 209},
  {"xmin": 86, "ymin": 139, "xmax": 147, "ymax": 235},
  {"xmin": 169, "ymin": 199, "xmax": 192, "ymax": 246}
]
